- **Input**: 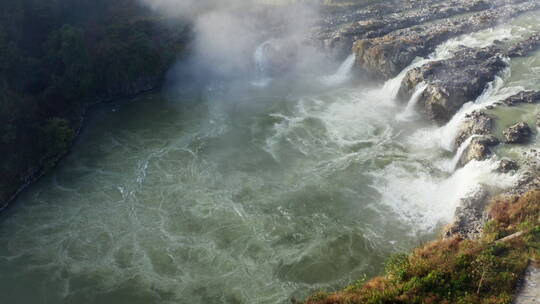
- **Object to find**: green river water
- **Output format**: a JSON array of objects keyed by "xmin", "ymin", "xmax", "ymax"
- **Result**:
[{"xmin": 0, "ymin": 12, "xmax": 539, "ymax": 304}]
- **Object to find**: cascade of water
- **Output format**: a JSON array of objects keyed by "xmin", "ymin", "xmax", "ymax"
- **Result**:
[
  {"xmin": 450, "ymin": 135, "xmax": 478, "ymax": 171},
  {"xmin": 436, "ymin": 159, "xmax": 520, "ymax": 220},
  {"xmin": 438, "ymin": 68, "xmax": 513, "ymax": 152},
  {"xmin": 251, "ymin": 40, "xmax": 273, "ymax": 87},
  {"xmin": 377, "ymin": 26, "xmax": 515, "ymax": 103},
  {"xmin": 396, "ymin": 82, "xmax": 428, "ymax": 121},
  {"xmin": 380, "ymin": 58, "xmax": 429, "ymax": 101},
  {"xmin": 321, "ymin": 54, "xmax": 356, "ymax": 86}
]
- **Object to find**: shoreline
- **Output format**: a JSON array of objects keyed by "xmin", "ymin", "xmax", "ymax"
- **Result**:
[{"xmin": 0, "ymin": 86, "xmax": 162, "ymax": 215}]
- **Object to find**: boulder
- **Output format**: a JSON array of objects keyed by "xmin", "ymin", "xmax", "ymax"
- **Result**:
[
  {"xmin": 503, "ymin": 121, "xmax": 532, "ymax": 144},
  {"xmin": 399, "ymin": 46, "xmax": 507, "ymax": 124},
  {"xmin": 497, "ymin": 158, "xmax": 520, "ymax": 173},
  {"xmin": 455, "ymin": 111, "xmax": 494, "ymax": 148},
  {"xmin": 507, "ymin": 32, "xmax": 540, "ymax": 57},
  {"xmin": 457, "ymin": 135, "xmax": 499, "ymax": 168},
  {"xmin": 444, "ymin": 187, "xmax": 489, "ymax": 239},
  {"xmin": 502, "ymin": 90, "xmax": 540, "ymax": 106}
]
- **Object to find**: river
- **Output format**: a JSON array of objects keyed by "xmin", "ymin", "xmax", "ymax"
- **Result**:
[{"xmin": 0, "ymin": 11, "xmax": 539, "ymax": 304}]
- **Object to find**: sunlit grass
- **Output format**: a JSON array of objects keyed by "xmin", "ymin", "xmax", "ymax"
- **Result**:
[{"xmin": 305, "ymin": 190, "xmax": 540, "ymax": 304}]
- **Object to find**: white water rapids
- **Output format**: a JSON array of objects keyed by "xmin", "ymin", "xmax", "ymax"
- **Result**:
[{"xmin": 0, "ymin": 12, "xmax": 539, "ymax": 304}]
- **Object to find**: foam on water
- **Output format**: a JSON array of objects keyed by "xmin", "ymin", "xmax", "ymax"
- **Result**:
[
  {"xmin": 371, "ymin": 159, "xmax": 519, "ymax": 233},
  {"xmin": 0, "ymin": 14, "xmax": 537, "ymax": 304}
]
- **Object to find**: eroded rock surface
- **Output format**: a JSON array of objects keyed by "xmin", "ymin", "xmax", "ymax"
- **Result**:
[
  {"xmin": 503, "ymin": 91, "xmax": 540, "ymax": 106},
  {"xmin": 457, "ymin": 135, "xmax": 499, "ymax": 168},
  {"xmin": 353, "ymin": 0, "xmax": 539, "ymax": 78},
  {"xmin": 317, "ymin": 0, "xmax": 489, "ymax": 60},
  {"xmin": 455, "ymin": 111, "xmax": 494, "ymax": 148},
  {"xmin": 444, "ymin": 188, "xmax": 489, "ymax": 239},
  {"xmin": 498, "ymin": 158, "xmax": 520, "ymax": 173},
  {"xmin": 399, "ymin": 47, "xmax": 507, "ymax": 123},
  {"xmin": 396, "ymin": 32, "xmax": 540, "ymax": 124},
  {"xmin": 504, "ymin": 121, "xmax": 533, "ymax": 144},
  {"xmin": 508, "ymin": 32, "xmax": 540, "ymax": 57}
]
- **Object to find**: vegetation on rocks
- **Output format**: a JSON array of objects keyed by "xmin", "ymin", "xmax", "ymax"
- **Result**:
[{"xmin": 305, "ymin": 190, "xmax": 540, "ymax": 304}]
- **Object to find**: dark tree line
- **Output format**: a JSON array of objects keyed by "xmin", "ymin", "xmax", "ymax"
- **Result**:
[{"xmin": 0, "ymin": 0, "xmax": 190, "ymax": 205}]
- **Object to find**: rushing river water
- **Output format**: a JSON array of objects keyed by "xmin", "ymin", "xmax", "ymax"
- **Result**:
[{"xmin": 1, "ymin": 12, "xmax": 540, "ymax": 304}]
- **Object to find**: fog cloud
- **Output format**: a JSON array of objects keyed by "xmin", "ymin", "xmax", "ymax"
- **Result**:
[{"xmin": 141, "ymin": 0, "xmax": 329, "ymax": 82}]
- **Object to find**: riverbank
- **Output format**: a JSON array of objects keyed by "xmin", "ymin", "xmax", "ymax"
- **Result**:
[
  {"xmin": 304, "ymin": 0, "xmax": 540, "ymax": 302},
  {"xmin": 0, "ymin": 86, "xmax": 163, "ymax": 214},
  {"xmin": 305, "ymin": 187, "xmax": 540, "ymax": 304},
  {"xmin": 0, "ymin": 0, "xmax": 190, "ymax": 211},
  {"xmin": 1, "ymin": 0, "xmax": 540, "ymax": 303}
]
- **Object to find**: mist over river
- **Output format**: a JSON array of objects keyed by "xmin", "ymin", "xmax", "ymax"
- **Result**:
[{"xmin": 2, "ymin": 7, "xmax": 540, "ymax": 304}]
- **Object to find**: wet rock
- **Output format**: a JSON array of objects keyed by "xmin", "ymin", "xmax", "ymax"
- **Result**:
[
  {"xmin": 455, "ymin": 111, "xmax": 494, "ymax": 148},
  {"xmin": 315, "ymin": 3, "xmax": 402, "ymax": 59},
  {"xmin": 502, "ymin": 90, "xmax": 540, "ymax": 106},
  {"xmin": 507, "ymin": 32, "xmax": 540, "ymax": 57},
  {"xmin": 313, "ymin": 0, "xmax": 443, "ymax": 58},
  {"xmin": 317, "ymin": 0, "xmax": 489, "ymax": 60},
  {"xmin": 498, "ymin": 158, "xmax": 520, "ymax": 173},
  {"xmin": 504, "ymin": 121, "xmax": 533, "ymax": 144},
  {"xmin": 400, "ymin": 47, "xmax": 507, "ymax": 124},
  {"xmin": 506, "ymin": 149, "xmax": 540, "ymax": 194},
  {"xmin": 352, "ymin": 0, "xmax": 540, "ymax": 78},
  {"xmin": 457, "ymin": 135, "xmax": 499, "ymax": 167},
  {"xmin": 444, "ymin": 187, "xmax": 489, "ymax": 239},
  {"xmin": 509, "ymin": 171, "xmax": 540, "ymax": 196}
]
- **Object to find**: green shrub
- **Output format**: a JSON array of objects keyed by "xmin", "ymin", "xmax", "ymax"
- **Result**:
[{"xmin": 305, "ymin": 190, "xmax": 540, "ymax": 304}]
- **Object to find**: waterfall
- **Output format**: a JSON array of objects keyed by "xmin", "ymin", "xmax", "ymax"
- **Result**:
[
  {"xmin": 396, "ymin": 82, "xmax": 428, "ymax": 121},
  {"xmin": 438, "ymin": 70, "xmax": 510, "ymax": 152},
  {"xmin": 437, "ymin": 159, "xmax": 520, "ymax": 221},
  {"xmin": 334, "ymin": 54, "xmax": 356, "ymax": 78},
  {"xmin": 450, "ymin": 135, "xmax": 478, "ymax": 171},
  {"xmin": 252, "ymin": 41, "xmax": 273, "ymax": 87},
  {"xmin": 321, "ymin": 54, "xmax": 356, "ymax": 86},
  {"xmin": 377, "ymin": 27, "xmax": 514, "ymax": 103},
  {"xmin": 380, "ymin": 58, "xmax": 429, "ymax": 101}
]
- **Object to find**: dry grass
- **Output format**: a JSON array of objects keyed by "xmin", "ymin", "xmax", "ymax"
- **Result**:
[{"xmin": 305, "ymin": 190, "xmax": 540, "ymax": 304}]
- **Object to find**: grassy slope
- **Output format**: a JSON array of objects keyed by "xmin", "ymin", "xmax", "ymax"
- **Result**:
[{"xmin": 305, "ymin": 190, "xmax": 540, "ymax": 304}]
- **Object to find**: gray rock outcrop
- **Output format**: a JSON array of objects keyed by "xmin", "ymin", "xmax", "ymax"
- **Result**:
[
  {"xmin": 457, "ymin": 135, "xmax": 499, "ymax": 168},
  {"xmin": 444, "ymin": 188, "xmax": 489, "ymax": 239},
  {"xmin": 504, "ymin": 121, "xmax": 533, "ymax": 144},
  {"xmin": 399, "ymin": 47, "xmax": 507, "ymax": 124},
  {"xmin": 502, "ymin": 91, "xmax": 540, "ymax": 106},
  {"xmin": 317, "ymin": 0, "xmax": 490, "ymax": 60},
  {"xmin": 352, "ymin": 0, "xmax": 540, "ymax": 78},
  {"xmin": 507, "ymin": 32, "xmax": 540, "ymax": 57},
  {"xmin": 455, "ymin": 111, "xmax": 494, "ymax": 148},
  {"xmin": 498, "ymin": 158, "xmax": 520, "ymax": 173}
]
